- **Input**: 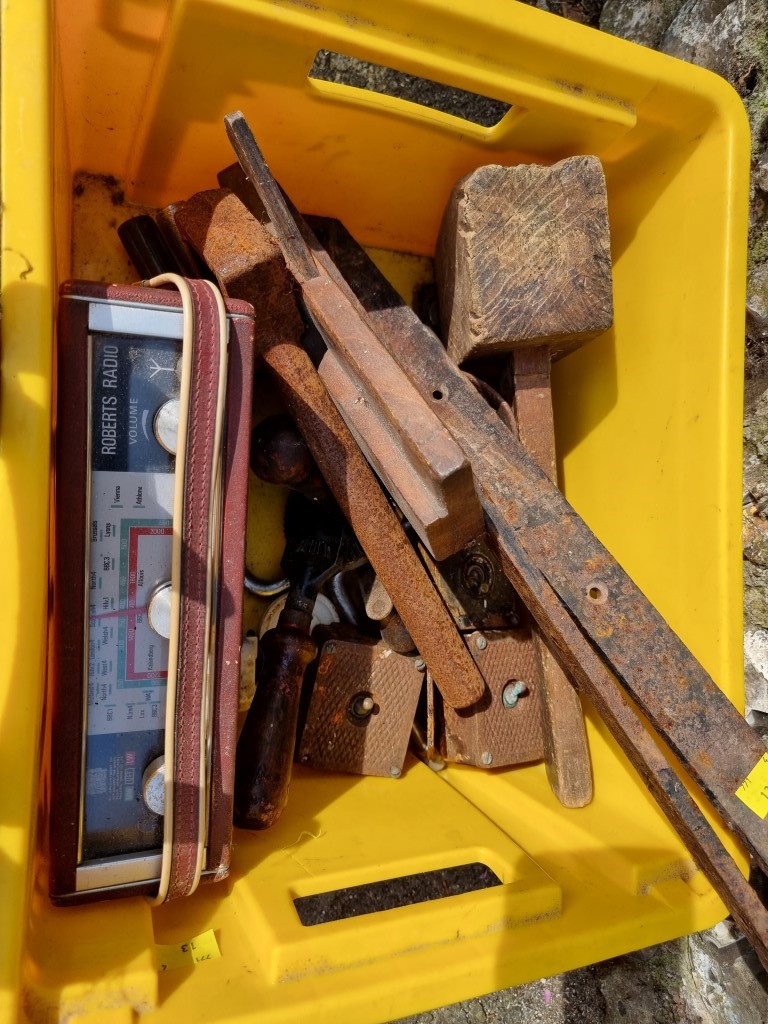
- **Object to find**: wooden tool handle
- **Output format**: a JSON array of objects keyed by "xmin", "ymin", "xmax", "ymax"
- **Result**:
[
  {"xmin": 234, "ymin": 608, "xmax": 317, "ymax": 830},
  {"xmin": 511, "ymin": 347, "xmax": 593, "ymax": 808}
]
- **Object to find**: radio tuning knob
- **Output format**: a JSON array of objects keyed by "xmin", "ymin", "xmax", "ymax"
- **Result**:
[
  {"xmin": 142, "ymin": 756, "xmax": 165, "ymax": 816},
  {"xmin": 147, "ymin": 582, "xmax": 173, "ymax": 639},
  {"xmin": 153, "ymin": 398, "xmax": 180, "ymax": 455}
]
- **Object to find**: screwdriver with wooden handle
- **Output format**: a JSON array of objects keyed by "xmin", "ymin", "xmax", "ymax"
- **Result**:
[{"xmin": 234, "ymin": 497, "xmax": 366, "ymax": 829}]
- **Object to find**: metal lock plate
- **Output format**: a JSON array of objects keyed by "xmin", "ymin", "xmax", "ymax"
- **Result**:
[
  {"xmin": 421, "ymin": 538, "xmax": 519, "ymax": 632},
  {"xmin": 439, "ymin": 629, "xmax": 544, "ymax": 769},
  {"xmin": 299, "ymin": 638, "xmax": 424, "ymax": 777}
]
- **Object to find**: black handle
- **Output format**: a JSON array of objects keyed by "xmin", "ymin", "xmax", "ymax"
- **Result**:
[
  {"xmin": 234, "ymin": 607, "xmax": 317, "ymax": 830},
  {"xmin": 117, "ymin": 215, "xmax": 185, "ymax": 279}
]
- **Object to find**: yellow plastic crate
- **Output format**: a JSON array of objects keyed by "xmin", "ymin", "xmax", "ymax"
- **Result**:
[{"xmin": 0, "ymin": 0, "xmax": 750, "ymax": 1021}]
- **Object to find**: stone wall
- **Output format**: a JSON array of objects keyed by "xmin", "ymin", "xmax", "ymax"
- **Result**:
[
  {"xmin": 521, "ymin": 0, "xmax": 768, "ymax": 728},
  {"xmin": 521, "ymin": 0, "xmax": 768, "ymax": 374}
]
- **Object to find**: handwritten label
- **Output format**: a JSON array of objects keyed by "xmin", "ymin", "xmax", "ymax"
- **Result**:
[
  {"xmin": 735, "ymin": 753, "xmax": 768, "ymax": 818},
  {"xmin": 155, "ymin": 929, "xmax": 221, "ymax": 972}
]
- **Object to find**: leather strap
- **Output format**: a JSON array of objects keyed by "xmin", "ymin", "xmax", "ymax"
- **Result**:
[
  {"xmin": 203, "ymin": 312, "xmax": 254, "ymax": 881},
  {"xmin": 166, "ymin": 279, "xmax": 223, "ymax": 901}
]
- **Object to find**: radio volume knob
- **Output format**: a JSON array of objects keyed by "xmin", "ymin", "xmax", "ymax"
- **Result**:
[
  {"xmin": 153, "ymin": 398, "xmax": 180, "ymax": 455},
  {"xmin": 142, "ymin": 756, "xmax": 166, "ymax": 816},
  {"xmin": 147, "ymin": 582, "xmax": 173, "ymax": 639}
]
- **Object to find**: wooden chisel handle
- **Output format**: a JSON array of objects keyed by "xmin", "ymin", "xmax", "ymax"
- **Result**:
[{"xmin": 234, "ymin": 605, "xmax": 317, "ymax": 830}]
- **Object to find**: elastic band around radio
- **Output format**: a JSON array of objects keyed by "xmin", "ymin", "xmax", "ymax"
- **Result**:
[{"xmin": 144, "ymin": 275, "xmax": 228, "ymax": 905}]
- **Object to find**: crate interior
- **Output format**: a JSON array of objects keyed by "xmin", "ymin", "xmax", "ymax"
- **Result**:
[{"xmin": 11, "ymin": 1, "xmax": 750, "ymax": 1021}]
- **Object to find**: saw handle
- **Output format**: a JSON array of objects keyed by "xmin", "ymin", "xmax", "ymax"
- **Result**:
[{"xmin": 234, "ymin": 605, "xmax": 317, "ymax": 830}]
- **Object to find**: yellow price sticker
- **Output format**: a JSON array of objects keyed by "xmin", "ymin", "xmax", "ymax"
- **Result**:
[
  {"xmin": 735, "ymin": 753, "xmax": 768, "ymax": 819},
  {"xmin": 155, "ymin": 929, "xmax": 221, "ymax": 972}
]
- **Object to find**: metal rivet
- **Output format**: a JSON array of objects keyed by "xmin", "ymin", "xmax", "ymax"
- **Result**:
[
  {"xmin": 481, "ymin": 751, "xmax": 493, "ymax": 766},
  {"xmin": 475, "ymin": 635, "xmax": 488, "ymax": 651},
  {"xmin": 461, "ymin": 552, "xmax": 494, "ymax": 597},
  {"xmin": 502, "ymin": 680, "xmax": 528, "ymax": 709},
  {"xmin": 350, "ymin": 693, "xmax": 375, "ymax": 719},
  {"xmin": 414, "ymin": 658, "xmax": 426, "ymax": 671},
  {"xmin": 390, "ymin": 766, "xmax": 402, "ymax": 778}
]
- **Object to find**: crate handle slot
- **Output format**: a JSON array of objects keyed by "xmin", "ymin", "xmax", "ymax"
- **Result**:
[
  {"xmin": 308, "ymin": 51, "xmax": 511, "ymax": 128},
  {"xmin": 293, "ymin": 861, "xmax": 502, "ymax": 925}
]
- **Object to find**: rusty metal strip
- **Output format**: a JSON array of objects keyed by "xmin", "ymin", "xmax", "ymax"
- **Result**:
[
  {"xmin": 481, "ymin": 455, "xmax": 768, "ymax": 871},
  {"xmin": 259, "ymin": 334, "xmax": 486, "ymax": 711},
  {"xmin": 487, "ymin": 485, "xmax": 768, "ymax": 969}
]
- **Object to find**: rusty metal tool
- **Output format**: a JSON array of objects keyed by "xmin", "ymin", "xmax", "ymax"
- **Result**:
[
  {"xmin": 175, "ymin": 179, "xmax": 483, "ymax": 562},
  {"xmin": 251, "ymin": 414, "xmax": 331, "ymax": 504},
  {"xmin": 416, "ymin": 538, "xmax": 546, "ymax": 770},
  {"xmin": 173, "ymin": 184, "xmax": 486, "ymax": 711},
  {"xmin": 419, "ymin": 536, "xmax": 520, "ymax": 634},
  {"xmin": 234, "ymin": 497, "xmax": 366, "ymax": 829},
  {"xmin": 435, "ymin": 158, "xmax": 610, "ymax": 808},
  {"xmin": 270, "ymin": 212, "xmax": 768, "ymax": 966}
]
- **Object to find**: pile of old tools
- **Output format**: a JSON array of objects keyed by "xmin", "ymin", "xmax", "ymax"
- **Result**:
[{"xmin": 118, "ymin": 111, "xmax": 768, "ymax": 967}]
